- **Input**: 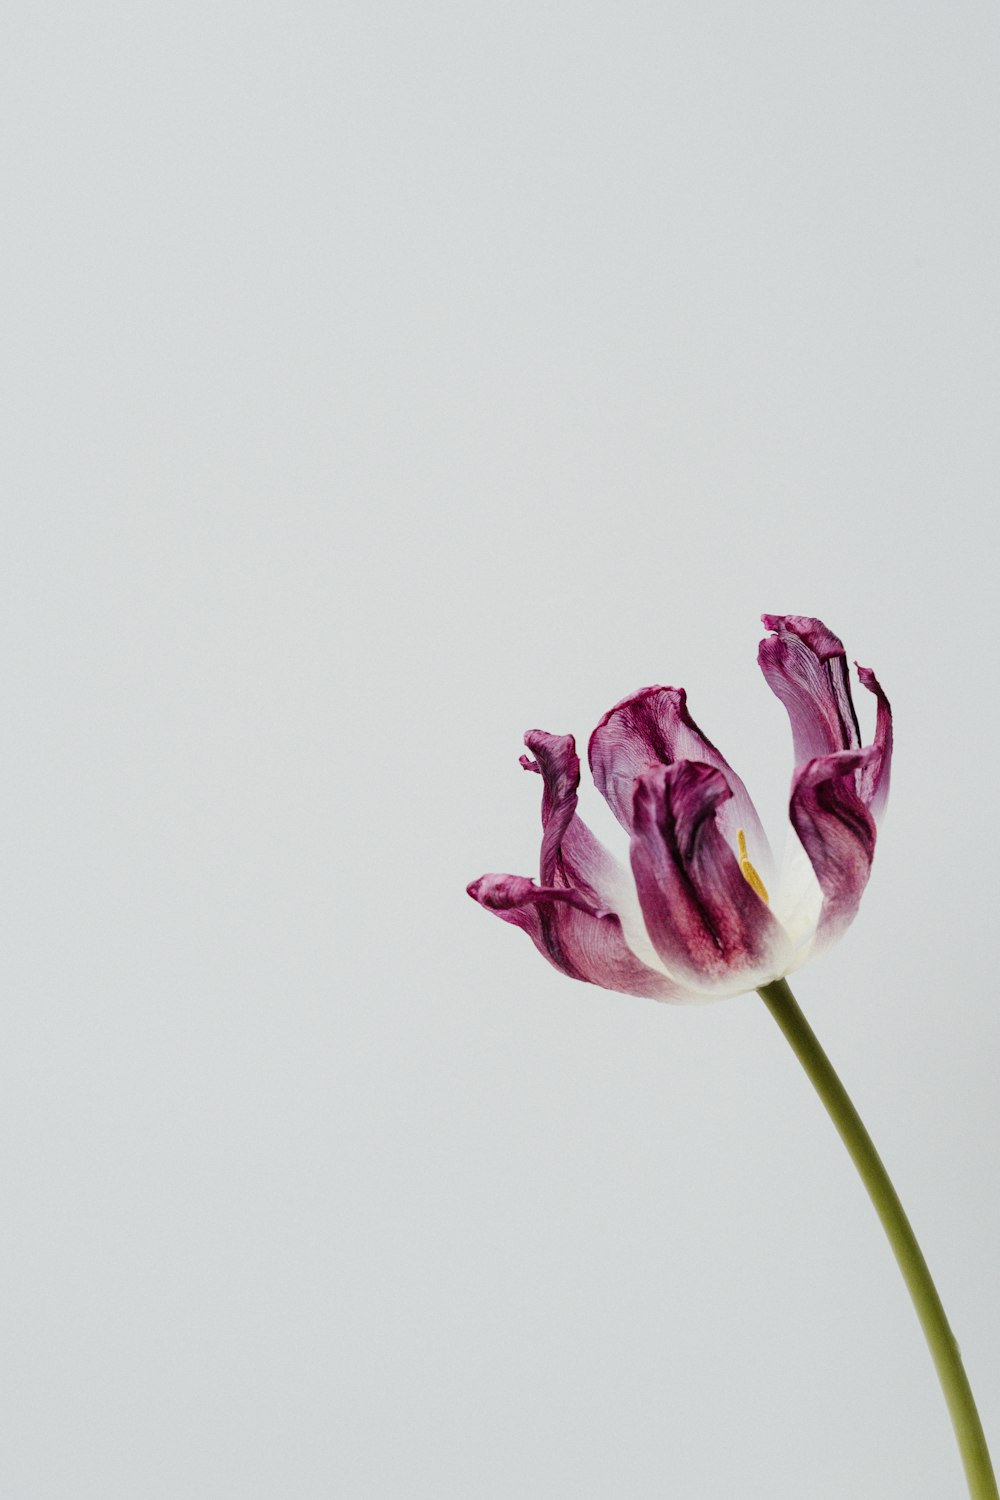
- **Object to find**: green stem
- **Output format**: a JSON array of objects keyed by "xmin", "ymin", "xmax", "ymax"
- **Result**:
[{"xmin": 757, "ymin": 977, "xmax": 997, "ymax": 1500}]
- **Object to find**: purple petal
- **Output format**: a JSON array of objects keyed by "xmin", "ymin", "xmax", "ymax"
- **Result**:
[
  {"xmin": 628, "ymin": 762, "xmax": 787, "ymax": 992},
  {"xmin": 760, "ymin": 615, "xmax": 893, "ymax": 825},
  {"xmin": 519, "ymin": 729, "xmax": 622, "ymax": 899},
  {"xmin": 588, "ymin": 685, "xmax": 773, "ymax": 880},
  {"xmin": 466, "ymin": 873, "xmax": 697, "ymax": 1000},
  {"xmin": 856, "ymin": 664, "xmax": 892, "ymax": 824},
  {"xmin": 758, "ymin": 614, "xmax": 861, "ymax": 763},
  {"xmin": 789, "ymin": 750, "xmax": 877, "ymax": 947}
]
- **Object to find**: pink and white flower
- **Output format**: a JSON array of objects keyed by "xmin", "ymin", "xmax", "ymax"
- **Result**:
[{"xmin": 467, "ymin": 615, "xmax": 892, "ymax": 1002}]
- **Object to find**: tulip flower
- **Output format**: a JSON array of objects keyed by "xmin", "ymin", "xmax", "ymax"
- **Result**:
[
  {"xmin": 468, "ymin": 614, "xmax": 892, "ymax": 1001},
  {"xmin": 468, "ymin": 614, "xmax": 998, "ymax": 1500}
]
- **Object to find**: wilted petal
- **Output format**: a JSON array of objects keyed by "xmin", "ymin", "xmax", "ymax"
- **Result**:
[
  {"xmin": 629, "ymin": 762, "xmax": 788, "ymax": 994},
  {"xmin": 856, "ymin": 665, "xmax": 892, "ymax": 824},
  {"xmin": 466, "ymin": 873, "xmax": 698, "ymax": 1000},
  {"xmin": 759, "ymin": 615, "xmax": 861, "ymax": 763},
  {"xmin": 520, "ymin": 729, "xmax": 621, "ymax": 897},
  {"xmin": 519, "ymin": 729, "xmax": 667, "ymax": 968},
  {"xmin": 588, "ymin": 685, "xmax": 774, "ymax": 883},
  {"xmin": 789, "ymin": 750, "xmax": 877, "ymax": 949}
]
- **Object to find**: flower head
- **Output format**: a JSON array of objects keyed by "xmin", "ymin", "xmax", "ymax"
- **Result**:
[{"xmin": 467, "ymin": 615, "xmax": 892, "ymax": 1002}]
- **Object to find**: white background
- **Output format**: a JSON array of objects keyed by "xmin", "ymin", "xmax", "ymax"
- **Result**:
[{"xmin": 2, "ymin": 3, "xmax": 999, "ymax": 1496}]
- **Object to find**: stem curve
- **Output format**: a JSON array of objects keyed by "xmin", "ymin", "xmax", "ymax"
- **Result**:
[{"xmin": 757, "ymin": 977, "xmax": 997, "ymax": 1500}]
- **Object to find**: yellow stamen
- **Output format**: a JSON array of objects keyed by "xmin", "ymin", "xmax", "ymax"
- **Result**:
[{"xmin": 737, "ymin": 828, "xmax": 769, "ymax": 904}]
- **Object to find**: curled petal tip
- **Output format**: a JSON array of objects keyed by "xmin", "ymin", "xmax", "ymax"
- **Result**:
[
  {"xmin": 855, "ymin": 662, "xmax": 886, "ymax": 696},
  {"xmin": 759, "ymin": 613, "xmax": 846, "ymax": 660},
  {"xmin": 853, "ymin": 662, "xmax": 892, "ymax": 822},
  {"xmin": 632, "ymin": 759, "xmax": 732, "ymax": 832},
  {"xmin": 794, "ymin": 746, "xmax": 871, "ymax": 788},
  {"xmin": 522, "ymin": 730, "xmax": 578, "ymax": 775},
  {"xmin": 588, "ymin": 684, "xmax": 687, "ymax": 754}
]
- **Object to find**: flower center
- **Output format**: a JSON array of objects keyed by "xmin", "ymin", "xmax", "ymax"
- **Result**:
[{"xmin": 737, "ymin": 829, "xmax": 769, "ymax": 904}]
